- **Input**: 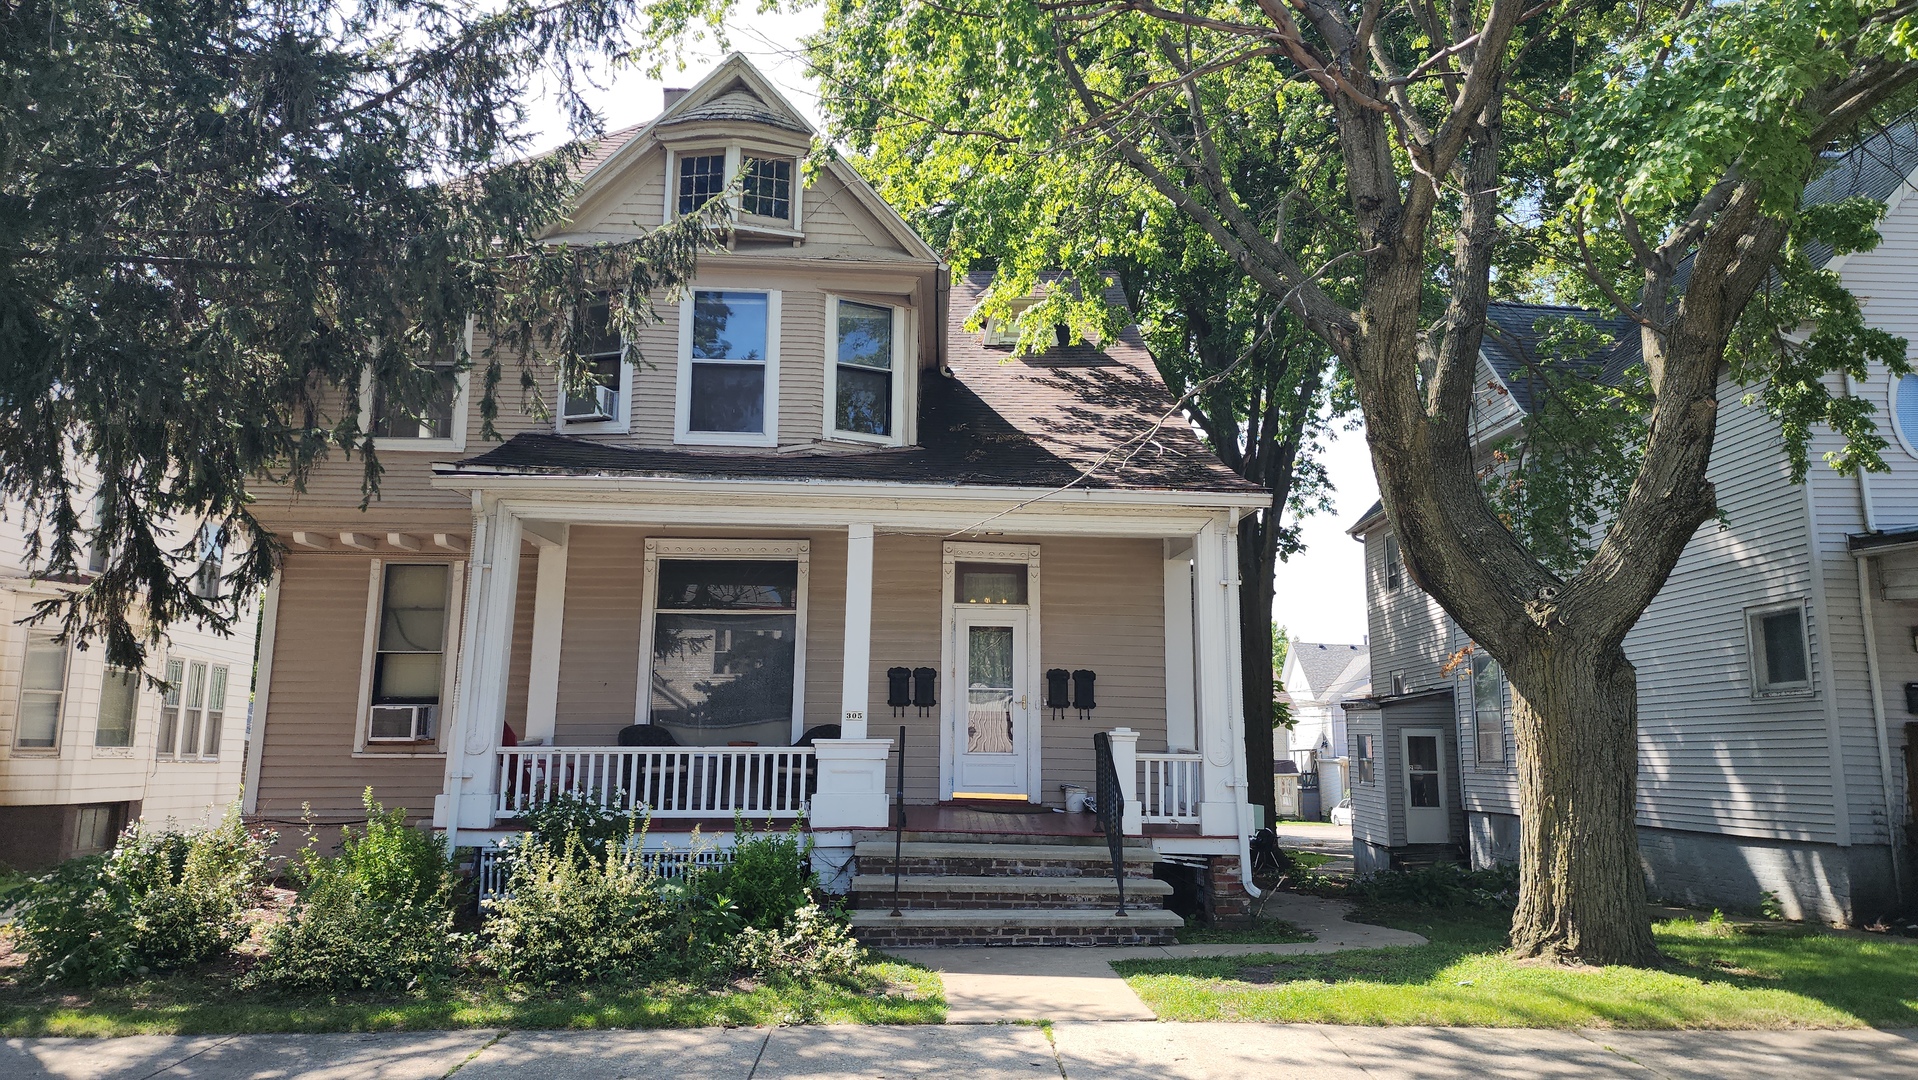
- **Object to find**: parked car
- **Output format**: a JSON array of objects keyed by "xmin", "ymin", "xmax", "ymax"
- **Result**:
[{"xmin": 1328, "ymin": 794, "xmax": 1353, "ymax": 826}]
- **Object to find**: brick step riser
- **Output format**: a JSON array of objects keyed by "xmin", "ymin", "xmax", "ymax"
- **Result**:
[
  {"xmin": 858, "ymin": 857, "xmax": 1154, "ymax": 880},
  {"xmin": 849, "ymin": 891, "xmax": 1141, "ymax": 911},
  {"xmin": 852, "ymin": 926, "xmax": 1177, "ymax": 947}
]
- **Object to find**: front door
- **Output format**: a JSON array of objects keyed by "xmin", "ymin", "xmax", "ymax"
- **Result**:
[
  {"xmin": 952, "ymin": 609, "xmax": 1030, "ymax": 797},
  {"xmin": 1402, "ymin": 728, "xmax": 1449, "ymax": 844}
]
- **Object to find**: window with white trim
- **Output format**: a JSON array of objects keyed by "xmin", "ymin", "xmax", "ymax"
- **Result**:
[
  {"xmin": 1384, "ymin": 535, "xmax": 1403, "ymax": 592},
  {"xmin": 1354, "ymin": 733, "xmax": 1376, "ymax": 784},
  {"xmin": 368, "ymin": 563, "xmax": 450, "ymax": 742},
  {"xmin": 16, "ymin": 631, "xmax": 68, "ymax": 749},
  {"xmin": 191, "ymin": 522, "xmax": 224, "ymax": 599},
  {"xmin": 156, "ymin": 658, "xmax": 227, "ymax": 759},
  {"xmin": 157, "ymin": 658, "xmax": 183, "ymax": 756},
  {"xmin": 1749, "ymin": 602, "xmax": 1813, "ymax": 696},
  {"xmin": 741, "ymin": 157, "xmax": 793, "ymax": 219},
  {"xmin": 642, "ymin": 542, "xmax": 807, "ymax": 747},
  {"xmin": 371, "ymin": 360, "xmax": 462, "ymax": 443},
  {"xmin": 86, "ymin": 492, "xmax": 110, "ymax": 574},
  {"xmin": 828, "ymin": 298, "xmax": 903, "ymax": 441},
  {"xmin": 1893, "ymin": 373, "xmax": 1918, "ymax": 458},
  {"xmin": 96, "ymin": 665, "xmax": 138, "ymax": 749},
  {"xmin": 561, "ymin": 297, "xmax": 627, "ymax": 427},
  {"xmin": 678, "ymin": 290, "xmax": 778, "ymax": 444},
  {"xmin": 677, "ymin": 152, "xmax": 727, "ymax": 215},
  {"xmin": 1471, "ymin": 651, "xmax": 1507, "ymax": 767}
]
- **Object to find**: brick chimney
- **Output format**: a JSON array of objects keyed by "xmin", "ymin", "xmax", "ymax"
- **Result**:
[{"xmin": 662, "ymin": 87, "xmax": 690, "ymax": 110}]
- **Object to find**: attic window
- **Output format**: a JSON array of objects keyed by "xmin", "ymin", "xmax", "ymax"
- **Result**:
[
  {"xmin": 678, "ymin": 153, "xmax": 727, "ymax": 214},
  {"xmin": 742, "ymin": 158, "xmax": 792, "ymax": 219}
]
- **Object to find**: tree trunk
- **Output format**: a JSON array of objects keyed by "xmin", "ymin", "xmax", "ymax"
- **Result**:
[
  {"xmin": 1508, "ymin": 643, "xmax": 1659, "ymax": 965},
  {"xmin": 1239, "ymin": 512, "xmax": 1278, "ymax": 822}
]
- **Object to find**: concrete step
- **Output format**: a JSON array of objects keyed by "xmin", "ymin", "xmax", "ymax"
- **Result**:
[
  {"xmin": 849, "ymin": 907, "xmax": 1182, "ymax": 947},
  {"xmin": 847, "ymin": 874, "xmax": 1172, "ymax": 910},
  {"xmin": 853, "ymin": 840, "xmax": 1159, "ymax": 879},
  {"xmin": 891, "ymin": 829, "xmax": 1139, "ymax": 847}
]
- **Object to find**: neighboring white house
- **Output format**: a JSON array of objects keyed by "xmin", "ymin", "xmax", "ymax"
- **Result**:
[
  {"xmin": 1279, "ymin": 640, "xmax": 1368, "ymax": 814},
  {"xmin": 0, "ymin": 488, "xmax": 255, "ymax": 869},
  {"xmin": 1345, "ymin": 122, "xmax": 1918, "ymax": 924}
]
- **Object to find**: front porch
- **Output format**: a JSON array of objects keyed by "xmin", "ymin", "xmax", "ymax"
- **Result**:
[{"xmin": 428, "ymin": 493, "xmax": 1259, "ymax": 854}]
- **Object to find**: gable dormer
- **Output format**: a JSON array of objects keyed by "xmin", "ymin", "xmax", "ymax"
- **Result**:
[{"xmin": 655, "ymin": 78, "xmax": 811, "ymax": 242}]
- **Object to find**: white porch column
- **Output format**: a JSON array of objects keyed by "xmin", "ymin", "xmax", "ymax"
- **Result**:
[
  {"xmin": 1192, "ymin": 516, "xmax": 1242, "ymax": 836},
  {"xmin": 1163, "ymin": 539, "xmax": 1196, "ymax": 752},
  {"xmin": 1107, "ymin": 726, "xmax": 1143, "ymax": 834},
  {"xmin": 521, "ymin": 523, "xmax": 569, "ymax": 745},
  {"xmin": 438, "ymin": 499, "xmax": 522, "ymax": 834},
  {"xmin": 839, "ymin": 523, "xmax": 875, "ymax": 739}
]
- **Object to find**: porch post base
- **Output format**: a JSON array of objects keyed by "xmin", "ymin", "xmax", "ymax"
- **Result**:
[
  {"xmin": 809, "ymin": 738, "xmax": 894, "ymax": 829},
  {"xmin": 1200, "ymin": 800, "xmax": 1244, "ymax": 838},
  {"xmin": 456, "ymin": 790, "xmax": 498, "ymax": 831}
]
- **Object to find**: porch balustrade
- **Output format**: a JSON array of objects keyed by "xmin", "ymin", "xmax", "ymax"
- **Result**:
[
  {"xmin": 494, "ymin": 746, "xmax": 816, "ymax": 819},
  {"xmin": 1137, "ymin": 752, "xmax": 1203, "ymax": 824}
]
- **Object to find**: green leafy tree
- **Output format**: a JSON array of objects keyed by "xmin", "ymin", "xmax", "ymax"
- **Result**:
[
  {"xmin": 0, "ymin": 0, "xmax": 713, "ymax": 668},
  {"xmin": 642, "ymin": 0, "xmax": 1918, "ymax": 964}
]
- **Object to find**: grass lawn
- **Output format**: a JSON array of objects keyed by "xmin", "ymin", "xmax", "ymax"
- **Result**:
[
  {"xmin": 0, "ymin": 958, "xmax": 944, "ymax": 1037},
  {"xmin": 1117, "ymin": 905, "xmax": 1918, "ymax": 1029}
]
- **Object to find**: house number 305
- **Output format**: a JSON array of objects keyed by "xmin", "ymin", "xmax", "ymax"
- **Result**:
[{"xmin": 844, "ymin": 710, "xmax": 865, "ymax": 721}]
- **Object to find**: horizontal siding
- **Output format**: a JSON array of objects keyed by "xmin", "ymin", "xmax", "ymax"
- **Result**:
[{"xmin": 1361, "ymin": 528, "xmax": 1454, "ymax": 696}]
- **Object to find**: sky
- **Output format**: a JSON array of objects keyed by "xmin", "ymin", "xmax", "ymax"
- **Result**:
[{"xmin": 518, "ymin": 11, "xmax": 1379, "ymax": 651}]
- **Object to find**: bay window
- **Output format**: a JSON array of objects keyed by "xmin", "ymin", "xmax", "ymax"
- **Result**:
[
  {"xmin": 96, "ymin": 665, "xmax": 139, "ymax": 748},
  {"xmin": 741, "ymin": 157, "xmax": 793, "ymax": 219},
  {"xmin": 677, "ymin": 152, "xmax": 727, "ymax": 215}
]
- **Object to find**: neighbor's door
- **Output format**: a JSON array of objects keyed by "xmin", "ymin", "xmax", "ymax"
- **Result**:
[
  {"xmin": 1401, "ymin": 728, "xmax": 1450, "ymax": 844},
  {"xmin": 952, "ymin": 609, "xmax": 1030, "ymax": 797}
]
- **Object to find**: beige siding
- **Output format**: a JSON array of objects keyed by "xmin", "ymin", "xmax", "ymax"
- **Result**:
[
  {"xmin": 503, "ymin": 549, "xmax": 537, "ymax": 738},
  {"xmin": 550, "ymin": 527, "xmax": 647, "ymax": 745}
]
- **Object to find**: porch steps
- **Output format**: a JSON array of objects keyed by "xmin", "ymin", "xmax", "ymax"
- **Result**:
[{"xmin": 847, "ymin": 838, "xmax": 1181, "ymax": 946}]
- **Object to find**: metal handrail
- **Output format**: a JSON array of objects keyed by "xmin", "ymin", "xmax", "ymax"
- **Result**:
[
  {"xmin": 890, "ymin": 724, "xmax": 906, "ymax": 917},
  {"xmin": 1093, "ymin": 730, "xmax": 1129, "ymax": 916}
]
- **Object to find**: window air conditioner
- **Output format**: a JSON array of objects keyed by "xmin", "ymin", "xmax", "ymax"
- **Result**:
[
  {"xmin": 368, "ymin": 704, "xmax": 438, "ymax": 742},
  {"xmin": 563, "ymin": 383, "xmax": 618, "ymax": 422}
]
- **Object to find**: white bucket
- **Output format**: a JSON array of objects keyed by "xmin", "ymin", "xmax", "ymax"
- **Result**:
[{"xmin": 1062, "ymin": 785, "xmax": 1088, "ymax": 813}]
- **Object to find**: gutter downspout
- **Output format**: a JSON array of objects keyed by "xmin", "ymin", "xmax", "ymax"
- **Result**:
[
  {"xmin": 1855, "ymin": 555, "xmax": 1905, "ymax": 890},
  {"xmin": 1221, "ymin": 509, "xmax": 1264, "ymax": 899}
]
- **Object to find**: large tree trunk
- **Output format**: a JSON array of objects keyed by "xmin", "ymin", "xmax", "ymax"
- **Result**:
[
  {"xmin": 1239, "ymin": 511, "xmax": 1278, "ymax": 821},
  {"xmin": 1508, "ymin": 644, "xmax": 1659, "ymax": 965}
]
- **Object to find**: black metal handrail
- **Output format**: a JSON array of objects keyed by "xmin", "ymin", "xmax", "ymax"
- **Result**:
[
  {"xmin": 1092, "ymin": 731, "xmax": 1128, "ymax": 916},
  {"xmin": 889, "ymin": 724, "xmax": 906, "ymax": 917}
]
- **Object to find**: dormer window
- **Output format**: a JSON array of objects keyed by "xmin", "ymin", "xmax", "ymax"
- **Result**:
[
  {"xmin": 561, "ymin": 297, "xmax": 628, "ymax": 429},
  {"xmin": 677, "ymin": 153, "xmax": 727, "ymax": 214},
  {"xmin": 828, "ymin": 298, "xmax": 907, "ymax": 442},
  {"xmin": 741, "ymin": 158, "xmax": 792, "ymax": 219},
  {"xmin": 676, "ymin": 289, "xmax": 780, "ymax": 446}
]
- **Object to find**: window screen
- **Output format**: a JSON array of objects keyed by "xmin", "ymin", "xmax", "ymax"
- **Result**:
[{"xmin": 650, "ymin": 559, "xmax": 799, "ymax": 747}]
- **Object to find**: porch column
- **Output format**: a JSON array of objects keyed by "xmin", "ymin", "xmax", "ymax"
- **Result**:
[
  {"xmin": 521, "ymin": 522, "xmax": 569, "ymax": 745},
  {"xmin": 839, "ymin": 523, "xmax": 874, "ymax": 739},
  {"xmin": 438, "ymin": 499, "xmax": 522, "ymax": 834},
  {"xmin": 811, "ymin": 523, "xmax": 892, "ymax": 829},
  {"xmin": 1107, "ymin": 726, "xmax": 1143, "ymax": 834},
  {"xmin": 1191, "ymin": 516, "xmax": 1242, "ymax": 836},
  {"xmin": 1163, "ymin": 538, "xmax": 1196, "ymax": 752}
]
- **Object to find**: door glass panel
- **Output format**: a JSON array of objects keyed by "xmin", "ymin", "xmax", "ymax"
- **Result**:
[
  {"xmin": 965, "ymin": 625, "xmax": 1015, "ymax": 754},
  {"xmin": 1407, "ymin": 735, "xmax": 1441, "ymax": 808}
]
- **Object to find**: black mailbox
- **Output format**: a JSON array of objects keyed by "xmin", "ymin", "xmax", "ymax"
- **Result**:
[
  {"xmin": 1045, "ymin": 668, "xmax": 1071, "ymax": 711},
  {"xmin": 1904, "ymin": 682, "xmax": 1918, "ymax": 715},
  {"xmin": 886, "ymin": 667, "xmax": 912, "ymax": 711},
  {"xmin": 911, "ymin": 667, "xmax": 938, "ymax": 710}
]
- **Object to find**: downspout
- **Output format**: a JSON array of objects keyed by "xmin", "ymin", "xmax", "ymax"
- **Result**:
[
  {"xmin": 1221, "ymin": 509, "xmax": 1264, "ymax": 899},
  {"xmin": 1855, "ymin": 555, "xmax": 1905, "ymax": 889}
]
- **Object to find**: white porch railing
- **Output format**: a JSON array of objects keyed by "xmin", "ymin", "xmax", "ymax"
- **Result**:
[
  {"xmin": 1137, "ymin": 752, "xmax": 1203, "ymax": 824},
  {"xmin": 494, "ymin": 746, "xmax": 816, "ymax": 819}
]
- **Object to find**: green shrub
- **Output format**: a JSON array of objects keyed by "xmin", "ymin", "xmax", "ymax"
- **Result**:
[
  {"xmin": 13, "ymin": 808, "xmax": 271, "ymax": 986},
  {"xmin": 1352, "ymin": 861, "xmax": 1519, "ymax": 910},
  {"xmin": 247, "ymin": 793, "xmax": 461, "ymax": 994},
  {"xmin": 705, "ymin": 819, "xmax": 815, "ymax": 931},
  {"xmin": 729, "ymin": 903, "xmax": 861, "ymax": 983},
  {"xmin": 516, "ymin": 792, "xmax": 646, "ymax": 869},
  {"xmin": 482, "ymin": 830, "xmax": 678, "ymax": 986}
]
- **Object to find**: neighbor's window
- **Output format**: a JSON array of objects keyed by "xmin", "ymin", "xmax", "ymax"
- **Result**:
[
  {"xmin": 1355, "ymin": 733, "xmax": 1376, "ymax": 784},
  {"xmin": 86, "ymin": 492, "xmax": 110, "ymax": 574},
  {"xmin": 650, "ymin": 559, "xmax": 799, "ymax": 747},
  {"xmin": 370, "ymin": 564, "xmax": 451, "ymax": 742},
  {"xmin": 1749, "ymin": 603, "xmax": 1812, "ymax": 695},
  {"xmin": 202, "ymin": 665, "xmax": 228, "ymax": 757},
  {"xmin": 677, "ymin": 152, "xmax": 727, "ymax": 214},
  {"xmin": 563, "ymin": 297, "xmax": 624, "ymax": 423},
  {"xmin": 156, "ymin": 657, "xmax": 184, "ymax": 756},
  {"xmin": 1895, "ymin": 374, "xmax": 1918, "ymax": 456},
  {"xmin": 833, "ymin": 300, "xmax": 895, "ymax": 437},
  {"xmin": 191, "ymin": 522, "xmax": 224, "ymax": 599},
  {"xmin": 1472, "ymin": 652, "xmax": 1507, "ymax": 767},
  {"xmin": 1384, "ymin": 535, "xmax": 1403, "ymax": 591},
  {"xmin": 74, "ymin": 805, "xmax": 122, "ymax": 855},
  {"xmin": 177, "ymin": 661, "xmax": 207, "ymax": 759},
  {"xmin": 371, "ymin": 358, "xmax": 460, "ymax": 441},
  {"xmin": 16, "ymin": 631, "xmax": 68, "ymax": 749},
  {"xmin": 741, "ymin": 157, "xmax": 792, "ymax": 219},
  {"xmin": 956, "ymin": 562, "xmax": 1029, "ymax": 605},
  {"xmin": 687, "ymin": 291, "xmax": 771, "ymax": 434},
  {"xmin": 96, "ymin": 665, "xmax": 139, "ymax": 749}
]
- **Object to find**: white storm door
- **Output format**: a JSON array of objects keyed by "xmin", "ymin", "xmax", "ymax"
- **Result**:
[
  {"xmin": 952, "ymin": 609, "xmax": 1030, "ymax": 797},
  {"xmin": 1402, "ymin": 728, "xmax": 1449, "ymax": 844}
]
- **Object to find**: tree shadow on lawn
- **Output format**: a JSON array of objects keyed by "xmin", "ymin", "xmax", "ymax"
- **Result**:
[{"xmin": 1112, "ymin": 906, "xmax": 1918, "ymax": 1029}]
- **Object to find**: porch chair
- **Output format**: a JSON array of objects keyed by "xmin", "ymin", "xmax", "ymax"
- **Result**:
[
  {"xmin": 795, "ymin": 724, "xmax": 842, "ymax": 801},
  {"xmin": 615, "ymin": 724, "xmax": 692, "ymax": 813}
]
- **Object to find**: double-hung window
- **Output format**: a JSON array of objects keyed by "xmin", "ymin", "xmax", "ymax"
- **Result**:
[
  {"xmin": 679, "ymin": 290, "xmax": 778, "ymax": 444},
  {"xmin": 562, "ymin": 297, "xmax": 626, "ymax": 427},
  {"xmin": 829, "ymin": 299, "xmax": 903, "ymax": 441},
  {"xmin": 155, "ymin": 658, "xmax": 226, "ymax": 758},
  {"xmin": 371, "ymin": 358, "xmax": 462, "ymax": 443},
  {"xmin": 646, "ymin": 554, "xmax": 802, "ymax": 748},
  {"xmin": 96, "ymin": 666, "xmax": 139, "ymax": 749},
  {"xmin": 368, "ymin": 563, "xmax": 450, "ymax": 742},
  {"xmin": 191, "ymin": 522, "xmax": 224, "ymax": 599},
  {"xmin": 16, "ymin": 631, "xmax": 68, "ymax": 749},
  {"xmin": 1354, "ymin": 733, "xmax": 1376, "ymax": 784},
  {"xmin": 1471, "ymin": 651, "xmax": 1507, "ymax": 767},
  {"xmin": 677, "ymin": 153, "xmax": 727, "ymax": 215},
  {"xmin": 1384, "ymin": 535, "xmax": 1403, "ymax": 592},
  {"xmin": 1749, "ymin": 602, "xmax": 1813, "ymax": 697}
]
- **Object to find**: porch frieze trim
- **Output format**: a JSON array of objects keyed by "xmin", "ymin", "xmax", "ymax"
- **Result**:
[
  {"xmin": 942, "ymin": 541, "xmax": 1040, "ymax": 561},
  {"xmin": 429, "ymin": 470, "xmax": 1267, "ymax": 510},
  {"xmin": 644, "ymin": 537, "xmax": 810, "ymax": 559},
  {"xmin": 481, "ymin": 496, "xmax": 1227, "ymax": 539}
]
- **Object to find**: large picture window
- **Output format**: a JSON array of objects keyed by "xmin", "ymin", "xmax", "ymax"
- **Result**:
[
  {"xmin": 831, "ymin": 300, "xmax": 898, "ymax": 439},
  {"xmin": 647, "ymin": 555, "xmax": 802, "ymax": 747},
  {"xmin": 16, "ymin": 631, "xmax": 68, "ymax": 749},
  {"xmin": 680, "ymin": 290, "xmax": 777, "ymax": 443},
  {"xmin": 369, "ymin": 564, "xmax": 450, "ymax": 742}
]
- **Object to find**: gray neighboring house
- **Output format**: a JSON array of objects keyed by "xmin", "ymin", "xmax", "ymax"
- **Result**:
[
  {"xmin": 1345, "ymin": 123, "xmax": 1918, "ymax": 923},
  {"xmin": 1279, "ymin": 641, "xmax": 1369, "ymax": 813}
]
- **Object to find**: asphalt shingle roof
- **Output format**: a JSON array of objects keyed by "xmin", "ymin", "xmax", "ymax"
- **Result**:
[{"xmin": 1288, "ymin": 642, "xmax": 1368, "ymax": 697}]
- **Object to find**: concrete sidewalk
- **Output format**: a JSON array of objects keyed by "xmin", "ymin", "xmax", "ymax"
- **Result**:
[{"xmin": 6, "ymin": 1023, "xmax": 1917, "ymax": 1079}]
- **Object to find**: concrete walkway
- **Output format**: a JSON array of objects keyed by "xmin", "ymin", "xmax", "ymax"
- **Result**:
[
  {"xmin": 886, "ymin": 891, "xmax": 1426, "ymax": 1022},
  {"xmin": 7, "ymin": 1024, "xmax": 1917, "ymax": 1079}
]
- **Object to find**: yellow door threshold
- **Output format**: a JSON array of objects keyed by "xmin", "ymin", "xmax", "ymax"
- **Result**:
[{"xmin": 948, "ymin": 791, "xmax": 1032, "ymax": 802}]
